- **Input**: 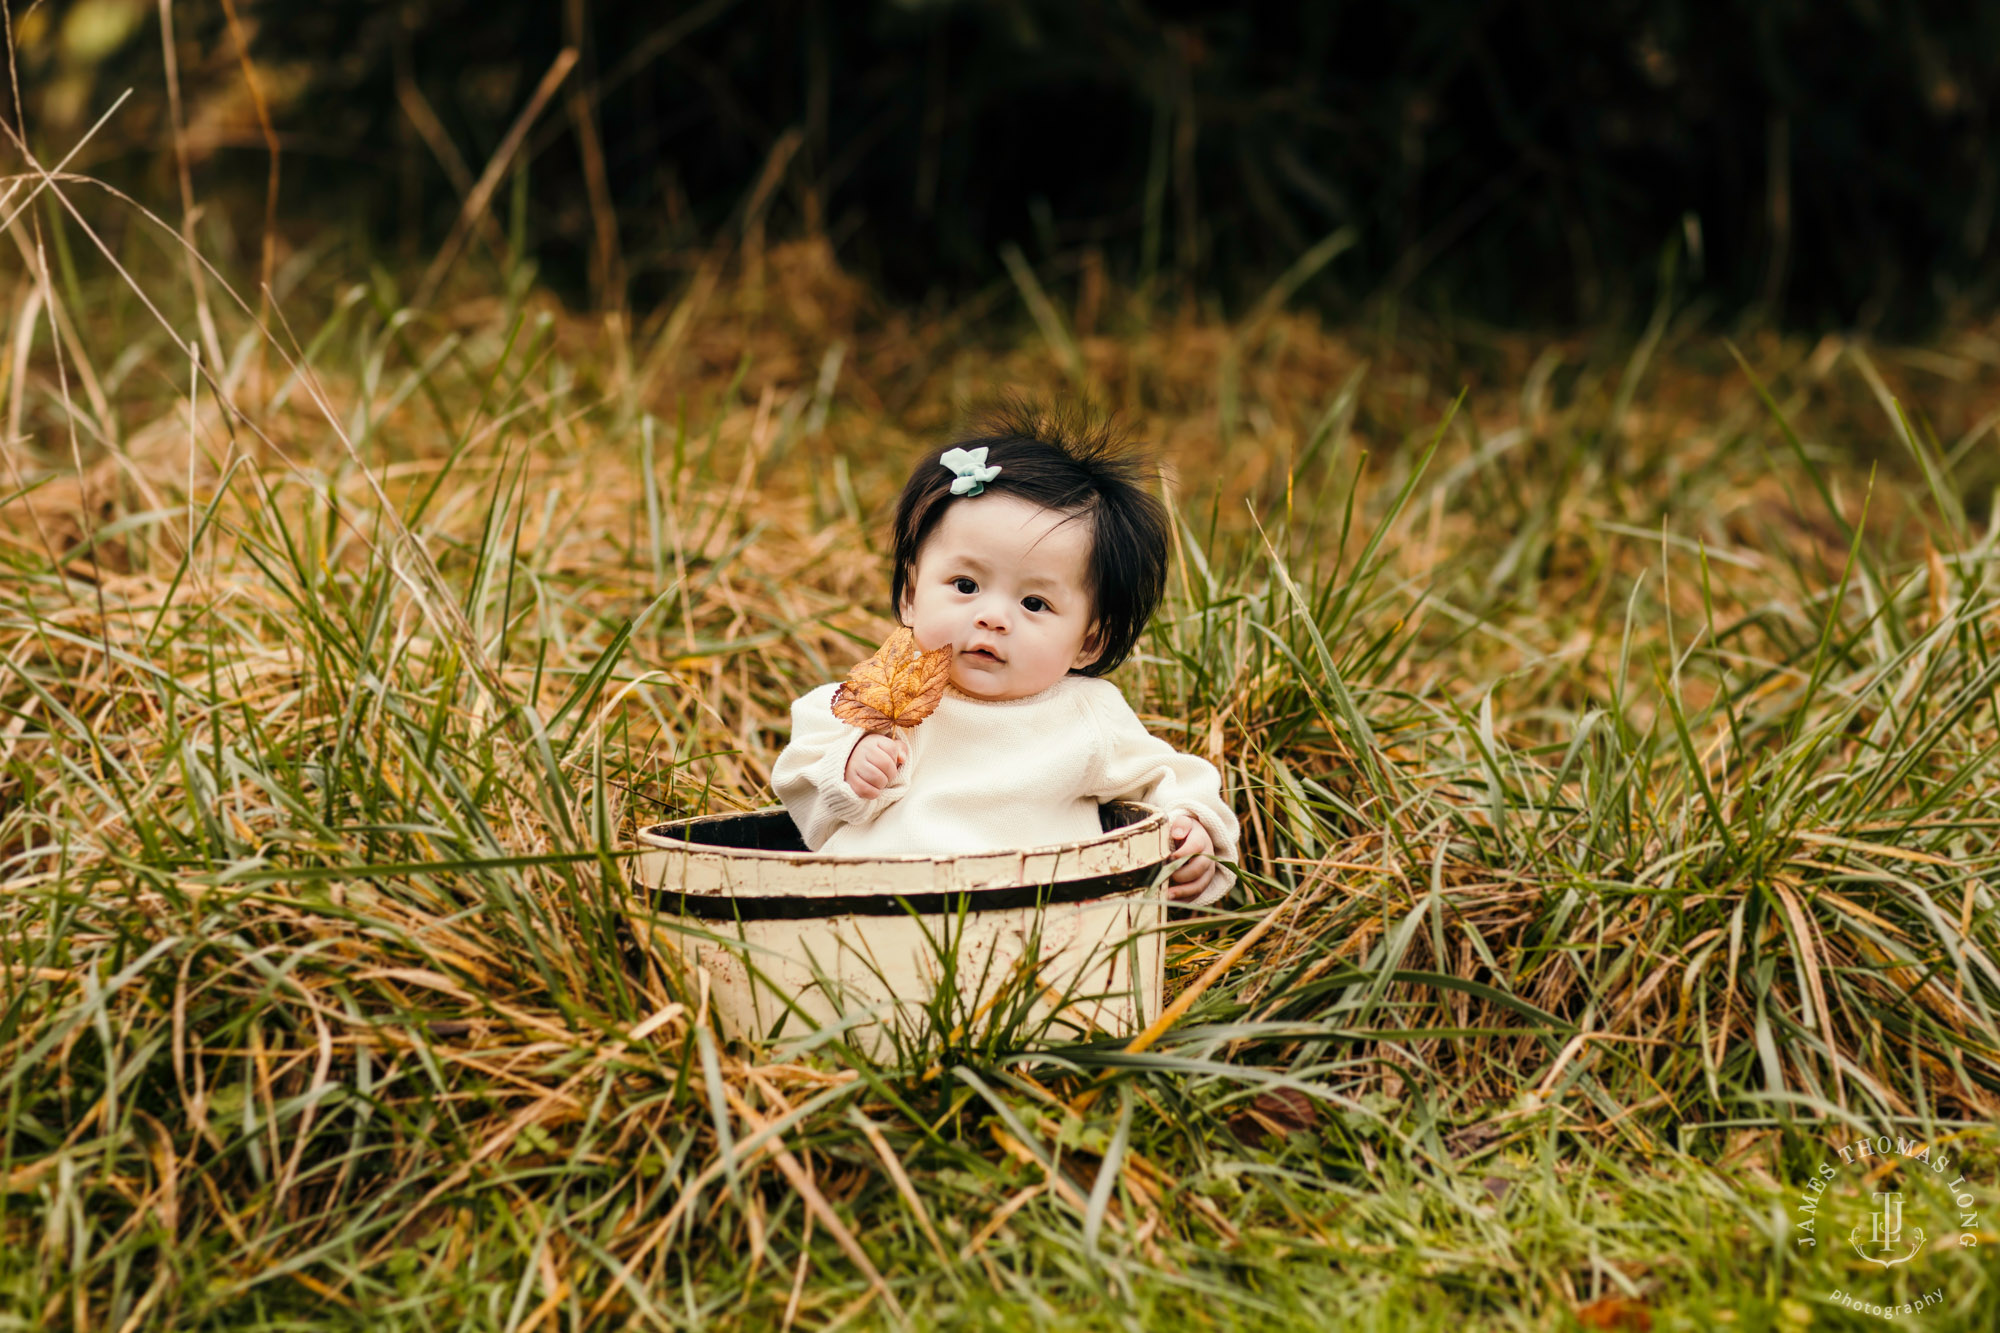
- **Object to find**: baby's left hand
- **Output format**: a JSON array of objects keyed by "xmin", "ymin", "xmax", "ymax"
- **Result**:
[{"xmin": 1165, "ymin": 815, "xmax": 1217, "ymax": 903}]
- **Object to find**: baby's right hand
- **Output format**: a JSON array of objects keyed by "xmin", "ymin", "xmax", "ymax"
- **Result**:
[{"xmin": 844, "ymin": 733, "xmax": 908, "ymax": 799}]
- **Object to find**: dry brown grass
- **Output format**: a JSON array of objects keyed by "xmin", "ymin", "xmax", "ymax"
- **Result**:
[{"xmin": 3, "ymin": 213, "xmax": 1998, "ymax": 1327}]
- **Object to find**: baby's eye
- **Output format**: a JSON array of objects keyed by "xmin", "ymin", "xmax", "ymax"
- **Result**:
[
  {"xmin": 951, "ymin": 577, "xmax": 977, "ymax": 594},
  {"xmin": 1022, "ymin": 596, "xmax": 1050, "ymax": 613}
]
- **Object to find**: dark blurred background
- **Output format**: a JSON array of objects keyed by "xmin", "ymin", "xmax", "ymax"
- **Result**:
[{"xmin": 12, "ymin": 0, "xmax": 1999, "ymax": 332}]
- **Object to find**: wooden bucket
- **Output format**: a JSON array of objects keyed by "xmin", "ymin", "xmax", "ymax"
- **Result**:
[{"xmin": 631, "ymin": 802, "xmax": 1173, "ymax": 1056}]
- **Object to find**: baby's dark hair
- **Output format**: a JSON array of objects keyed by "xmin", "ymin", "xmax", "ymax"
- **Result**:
[{"xmin": 890, "ymin": 401, "xmax": 1170, "ymax": 676}]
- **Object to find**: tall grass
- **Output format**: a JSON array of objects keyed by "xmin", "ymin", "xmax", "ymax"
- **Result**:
[{"xmin": 1, "ymin": 170, "xmax": 1997, "ymax": 1327}]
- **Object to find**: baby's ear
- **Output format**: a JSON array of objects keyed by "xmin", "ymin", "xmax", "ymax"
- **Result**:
[{"xmin": 1071, "ymin": 622, "xmax": 1105, "ymax": 671}]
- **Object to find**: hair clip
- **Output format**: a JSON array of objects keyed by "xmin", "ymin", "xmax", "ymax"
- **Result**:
[{"xmin": 939, "ymin": 446, "xmax": 1002, "ymax": 496}]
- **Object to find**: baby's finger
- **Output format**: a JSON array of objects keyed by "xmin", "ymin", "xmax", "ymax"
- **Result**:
[{"xmin": 1169, "ymin": 854, "xmax": 1213, "ymax": 884}]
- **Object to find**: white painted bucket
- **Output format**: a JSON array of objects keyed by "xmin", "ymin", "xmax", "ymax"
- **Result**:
[{"xmin": 632, "ymin": 802, "xmax": 1173, "ymax": 1056}]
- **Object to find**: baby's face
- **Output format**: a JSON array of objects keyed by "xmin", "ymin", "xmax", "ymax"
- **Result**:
[{"xmin": 899, "ymin": 494, "xmax": 1098, "ymax": 701}]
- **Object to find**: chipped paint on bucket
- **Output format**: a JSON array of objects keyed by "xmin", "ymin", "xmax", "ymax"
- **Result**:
[{"xmin": 631, "ymin": 802, "xmax": 1173, "ymax": 1055}]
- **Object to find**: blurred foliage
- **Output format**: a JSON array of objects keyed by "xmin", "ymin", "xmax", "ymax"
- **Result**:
[{"xmin": 11, "ymin": 0, "xmax": 2000, "ymax": 329}]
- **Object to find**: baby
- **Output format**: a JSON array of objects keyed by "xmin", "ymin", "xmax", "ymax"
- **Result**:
[{"xmin": 772, "ymin": 407, "xmax": 1239, "ymax": 907}]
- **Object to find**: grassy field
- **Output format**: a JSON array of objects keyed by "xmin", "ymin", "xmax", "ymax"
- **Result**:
[{"xmin": 3, "ymin": 205, "xmax": 1999, "ymax": 1331}]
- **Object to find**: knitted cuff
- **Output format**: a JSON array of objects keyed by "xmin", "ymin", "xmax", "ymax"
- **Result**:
[{"xmin": 807, "ymin": 730, "xmax": 906, "ymax": 828}]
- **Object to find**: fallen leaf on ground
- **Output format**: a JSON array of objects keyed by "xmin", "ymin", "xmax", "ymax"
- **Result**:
[
  {"xmin": 831, "ymin": 626, "xmax": 952, "ymax": 734},
  {"xmin": 1576, "ymin": 1297, "xmax": 1652, "ymax": 1331},
  {"xmin": 1445, "ymin": 1120, "xmax": 1504, "ymax": 1156},
  {"xmin": 1226, "ymin": 1088, "xmax": 1318, "ymax": 1145}
]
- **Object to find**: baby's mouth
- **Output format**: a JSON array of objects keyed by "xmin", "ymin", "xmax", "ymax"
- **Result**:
[{"xmin": 962, "ymin": 647, "xmax": 1004, "ymax": 664}]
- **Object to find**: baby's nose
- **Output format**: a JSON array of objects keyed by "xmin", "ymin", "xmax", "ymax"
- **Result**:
[{"xmin": 975, "ymin": 601, "xmax": 1009, "ymax": 629}]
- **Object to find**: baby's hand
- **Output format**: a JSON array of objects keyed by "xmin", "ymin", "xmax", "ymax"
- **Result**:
[
  {"xmin": 844, "ymin": 734, "xmax": 908, "ymax": 799},
  {"xmin": 1165, "ymin": 815, "xmax": 1217, "ymax": 903}
]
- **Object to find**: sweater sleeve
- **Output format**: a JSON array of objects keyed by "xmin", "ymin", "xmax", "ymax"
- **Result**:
[
  {"xmin": 770, "ymin": 683, "xmax": 912, "ymax": 850},
  {"xmin": 1083, "ymin": 684, "xmax": 1242, "ymax": 908}
]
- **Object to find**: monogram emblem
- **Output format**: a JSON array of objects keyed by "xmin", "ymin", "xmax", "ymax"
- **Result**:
[{"xmin": 1850, "ymin": 1191, "xmax": 1926, "ymax": 1267}]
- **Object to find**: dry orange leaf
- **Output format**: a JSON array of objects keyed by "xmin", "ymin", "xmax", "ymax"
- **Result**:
[
  {"xmin": 831, "ymin": 626, "xmax": 951, "ymax": 735},
  {"xmin": 1576, "ymin": 1297, "xmax": 1652, "ymax": 1332}
]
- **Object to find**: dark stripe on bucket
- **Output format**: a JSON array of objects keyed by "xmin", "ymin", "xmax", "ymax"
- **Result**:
[{"xmin": 635, "ymin": 864, "xmax": 1164, "ymax": 920}]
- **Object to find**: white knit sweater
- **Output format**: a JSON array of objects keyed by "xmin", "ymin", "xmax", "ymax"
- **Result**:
[{"xmin": 771, "ymin": 675, "xmax": 1240, "ymax": 907}]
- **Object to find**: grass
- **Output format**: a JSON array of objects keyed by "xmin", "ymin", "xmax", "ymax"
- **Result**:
[{"xmin": 2, "ymin": 167, "xmax": 1999, "ymax": 1330}]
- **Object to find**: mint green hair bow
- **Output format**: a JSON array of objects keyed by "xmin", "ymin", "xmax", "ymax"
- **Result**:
[{"xmin": 939, "ymin": 446, "xmax": 1002, "ymax": 496}]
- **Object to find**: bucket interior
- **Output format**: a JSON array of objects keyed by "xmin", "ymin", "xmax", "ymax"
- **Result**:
[{"xmin": 651, "ymin": 800, "xmax": 1155, "ymax": 853}]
